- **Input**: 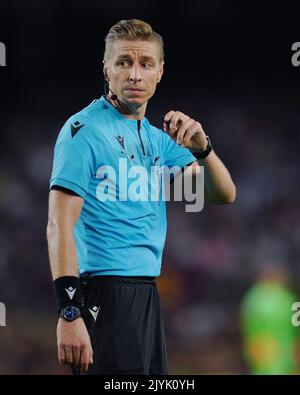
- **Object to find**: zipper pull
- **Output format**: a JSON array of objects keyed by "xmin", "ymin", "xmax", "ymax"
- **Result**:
[
  {"xmin": 137, "ymin": 120, "xmax": 146, "ymax": 156},
  {"xmin": 153, "ymin": 156, "xmax": 159, "ymax": 166}
]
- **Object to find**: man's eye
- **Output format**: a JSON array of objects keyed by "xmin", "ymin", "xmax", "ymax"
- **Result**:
[
  {"xmin": 142, "ymin": 63, "xmax": 151, "ymax": 68},
  {"xmin": 120, "ymin": 61, "xmax": 130, "ymax": 66}
]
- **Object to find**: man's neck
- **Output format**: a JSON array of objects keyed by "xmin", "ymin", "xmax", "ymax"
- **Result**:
[{"xmin": 106, "ymin": 94, "xmax": 146, "ymax": 121}]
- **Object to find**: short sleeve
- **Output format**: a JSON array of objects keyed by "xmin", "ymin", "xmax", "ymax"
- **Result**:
[
  {"xmin": 160, "ymin": 129, "xmax": 196, "ymax": 168},
  {"xmin": 49, "ymin": 116, "xmax": 95, "ymax": 199}
]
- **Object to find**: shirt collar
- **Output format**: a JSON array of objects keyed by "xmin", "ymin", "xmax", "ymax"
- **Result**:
[{"xmin": 99, "ymin": 95, "xmax": 147, "ymax": 126}]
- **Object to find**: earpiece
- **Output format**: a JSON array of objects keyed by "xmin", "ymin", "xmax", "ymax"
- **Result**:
[{"xmin": 111, "ymin": 93, "xmax": 118, "ymax": 100}]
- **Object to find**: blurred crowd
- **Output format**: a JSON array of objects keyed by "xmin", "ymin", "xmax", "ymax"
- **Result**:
[{"xmin": 0, "ymin": 84, "xmax": 299, "ymax": 374}]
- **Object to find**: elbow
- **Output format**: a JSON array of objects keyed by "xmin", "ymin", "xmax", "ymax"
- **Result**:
[
  {"xmin": 46, "ymin": 218, "xmax": 73, "ymax": 241},
  {"xmin": 46, "ymin": 219, "xmax": 59, "ymax": 241},
  {"xmin": 222, "ymin": 184, "xmax": 237, "ymax": 204},
  {"xmin": 213, "ymin": 185, "xmax": 237, "ymax": 205}
]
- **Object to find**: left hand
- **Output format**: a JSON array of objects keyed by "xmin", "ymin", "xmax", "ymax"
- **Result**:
[{"xmin": 163, "ymin": 110, "xmax": 207, "ymax": 153}]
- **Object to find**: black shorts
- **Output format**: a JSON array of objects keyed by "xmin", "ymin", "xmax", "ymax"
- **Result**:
[{"xmin": 73, "ymin": 275, "xmax": 168, "ymax": 375}]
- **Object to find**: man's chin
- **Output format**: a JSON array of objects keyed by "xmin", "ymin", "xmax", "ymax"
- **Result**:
[{"xmin": 123, "ymin": 96, "xmax": 146, "ymax": 107}]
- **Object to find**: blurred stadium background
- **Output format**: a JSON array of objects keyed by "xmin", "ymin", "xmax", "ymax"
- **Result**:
[{"xmin": 0, "ymin": 1, "xmax": 300, "ymax": 374}]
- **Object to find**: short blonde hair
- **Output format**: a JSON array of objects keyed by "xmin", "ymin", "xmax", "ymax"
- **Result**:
[{"xmin": 104, "ymin": 19, "xmax": 164, "ymax": 63}]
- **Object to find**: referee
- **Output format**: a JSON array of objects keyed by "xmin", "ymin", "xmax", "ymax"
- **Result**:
[{"xmin": 47, "ymin": 19, "xmax": 236, "ymax": 375}]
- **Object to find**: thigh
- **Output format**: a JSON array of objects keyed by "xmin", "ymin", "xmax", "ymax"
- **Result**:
[{"xmin": 83, "ymin": 280, "xmax": 156, "ymax": 375}]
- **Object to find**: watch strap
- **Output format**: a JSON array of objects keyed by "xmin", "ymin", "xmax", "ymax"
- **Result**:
[{"xmin": 193, "ymin": 135, "xmax": 212, "ymax": 160}]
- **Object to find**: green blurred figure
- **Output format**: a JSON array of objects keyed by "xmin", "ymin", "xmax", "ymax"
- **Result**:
[{"xmin": 240, "ymin": 261, "xmax": 300, "ymax": 374}]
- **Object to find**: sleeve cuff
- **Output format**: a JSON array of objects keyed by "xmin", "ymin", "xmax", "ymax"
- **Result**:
[
  {"xmin": 49, "ymin": 178, "xmax": 87, "ymax": 199},
  {"xmin": 176, "ymin": 153, "xmax": 197, "ymax": 168}
]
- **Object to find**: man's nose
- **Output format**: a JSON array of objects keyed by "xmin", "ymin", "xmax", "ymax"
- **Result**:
[{"xmin": 129, "ymin": 65, "xmax": 142, "ymax": 82}]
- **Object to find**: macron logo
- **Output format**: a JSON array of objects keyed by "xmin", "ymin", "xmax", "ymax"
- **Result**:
[
  {"xmin": 65, "ymin": 286, "xmax": 76, "ymax": 300},
  {"xmin": 115, "ymin": 135, "xmax": 125, "ymax": 149},
  {"xmin": 89, "ymin": 306, "xmax": 100, "ymax": 321},
  {"xmin": 71, "ymin": 121, "xmax": 84, "ymax": 137}
]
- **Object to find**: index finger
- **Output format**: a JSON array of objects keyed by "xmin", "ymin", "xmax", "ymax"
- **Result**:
[{"xmin": 163, "ymin": 110, "xmax": 175, "ymax": 123}]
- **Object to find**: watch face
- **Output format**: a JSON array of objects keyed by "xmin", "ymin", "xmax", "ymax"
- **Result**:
[{"xmin": 63, "ymin": 306, "xmax": 80, "ymax": 321}]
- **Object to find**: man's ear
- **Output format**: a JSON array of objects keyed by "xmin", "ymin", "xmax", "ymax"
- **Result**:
[
  {"xmin": 103, "ymin": 60, "xmax": 108, "ymax": 81},
  {"xmin": 157, "ymin": 61, "xmax": 165, "ymax": 83}
]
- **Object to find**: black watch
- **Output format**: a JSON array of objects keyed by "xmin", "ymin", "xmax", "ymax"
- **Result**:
[
  {"xmin": 59, "ymin": 306, "xmax": 82, "ymax": 322},
  {"xmin": 193, "ymin": 135, "xmax": 213, "ymax": 160}
]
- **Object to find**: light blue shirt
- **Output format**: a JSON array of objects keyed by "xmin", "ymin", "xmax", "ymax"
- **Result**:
[{"xmin": 50, "ymin": 96, "xmax": 196, "ymax": 276}]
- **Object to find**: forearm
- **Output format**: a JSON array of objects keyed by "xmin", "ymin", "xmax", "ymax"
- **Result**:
[
  {"xmin": 47, "ymin": 223, "xmax": 79, "ymax": 280},
  {"xmin": 198, "ymin": 150, "xmax": 236, "ymax": 204}
]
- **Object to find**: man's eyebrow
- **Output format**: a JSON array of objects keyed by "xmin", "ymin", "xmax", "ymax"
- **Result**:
[
  {"xmin": 117, "ymin": 54, "xmax": 131, "ymax": 59},
  {"xmin": 116, "ymin": 54, "xmax": 156, "ymax": 62},
  {"xmin": 140, "ymin": 55, "xmax": 156, "ymax": 62}
]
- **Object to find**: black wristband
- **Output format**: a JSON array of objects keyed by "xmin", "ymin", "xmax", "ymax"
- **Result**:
[
  {"xmin": 192, "ymin": 135, "xmax": 213, "ymax": 160},
  {"xmin": 53, "ymin": 276, "xmax": 83, "ymax": 315}
]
